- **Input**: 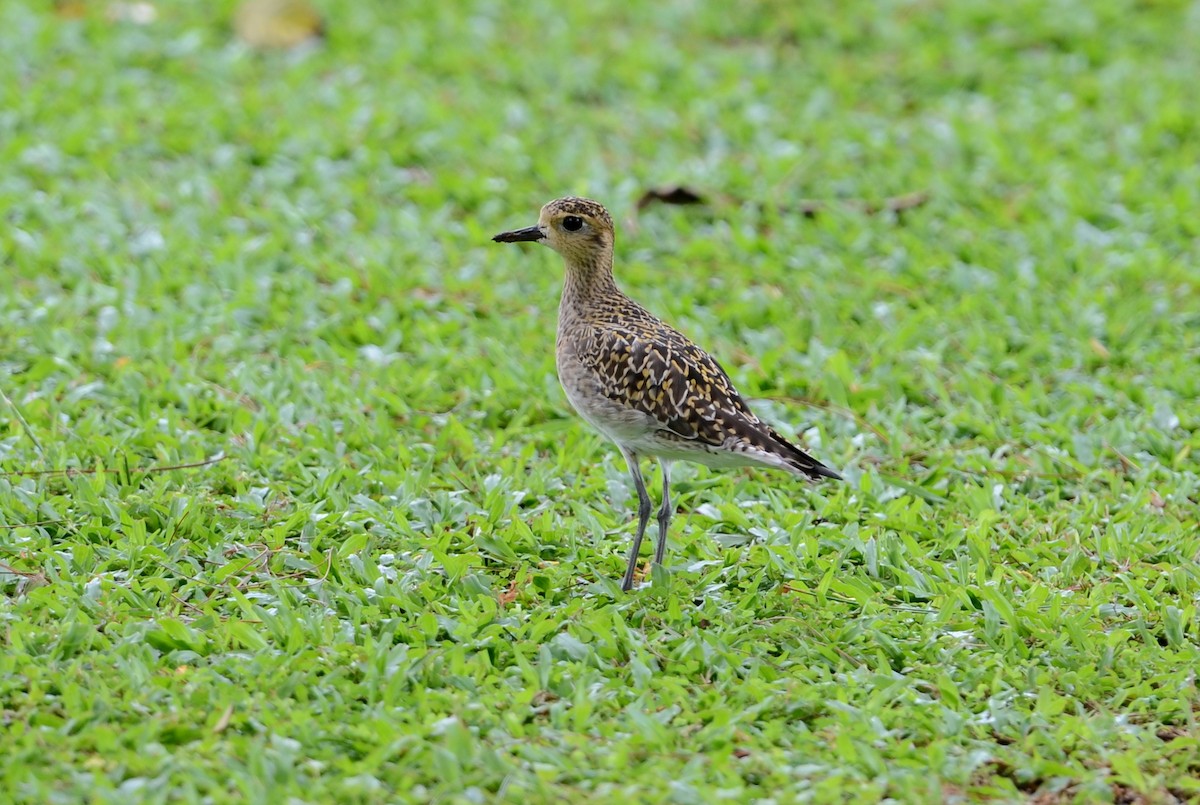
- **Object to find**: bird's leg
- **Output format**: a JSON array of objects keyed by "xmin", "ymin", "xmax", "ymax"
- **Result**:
[
  {"xmin": 654, "ymin": 459, "xmax": 673, "ymax": 567},
  {"xmin": 620, "ymin": 448, "xmax": 651, "ymax": 592}
]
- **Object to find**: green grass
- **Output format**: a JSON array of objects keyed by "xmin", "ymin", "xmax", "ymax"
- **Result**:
[{"xmin": 2, "ymin": 0, "xmax": 1199, "ymax": 801}]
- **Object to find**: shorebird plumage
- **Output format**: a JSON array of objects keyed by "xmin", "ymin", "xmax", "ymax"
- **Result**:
[{"xmin": 494, "ymin": 196, "xmax": 841, "ymax": 590}]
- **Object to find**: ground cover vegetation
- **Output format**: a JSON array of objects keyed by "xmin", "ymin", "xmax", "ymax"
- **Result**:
[{"xmin": 1, "ymin": 0, "xmax": 1198, "ymax": 801}]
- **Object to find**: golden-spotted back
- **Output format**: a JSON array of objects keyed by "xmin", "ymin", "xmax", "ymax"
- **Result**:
[{"xmin": 565, "ymin": 302, "xmax": 838, "ymax": 478}]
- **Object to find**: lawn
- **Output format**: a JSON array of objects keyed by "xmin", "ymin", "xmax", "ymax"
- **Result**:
[{"xmin": 2, "ymin": 0, "xmax": 1198, "ymax": 801}]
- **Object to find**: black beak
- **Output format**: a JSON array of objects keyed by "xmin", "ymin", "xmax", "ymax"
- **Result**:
[{"xmin": 492, "ymin": 225, "xmax": 544, "ymax": 244}]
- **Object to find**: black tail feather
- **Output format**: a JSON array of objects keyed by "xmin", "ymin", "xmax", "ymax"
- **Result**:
[{"xmin": 767, "ymin": 428, "xmax": 843, "ymax": 481}]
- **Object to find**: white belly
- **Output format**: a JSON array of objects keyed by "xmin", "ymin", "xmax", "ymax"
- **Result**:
[{"xmin": 558, "ymin": 362, "xmax": 659, "ymax": 447}]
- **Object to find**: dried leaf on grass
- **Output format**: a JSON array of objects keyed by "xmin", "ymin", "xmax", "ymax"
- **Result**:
[
  {"xmin": 633, "ymin": 185, "xmax": 931, "ymax": 219},
  {"xmin": 235, "ymin": 0, "xmax": 324, "ymax": 49},
  {"xmin": 635, "ymin": 186, "xmax": 707, "ymax": 210}
]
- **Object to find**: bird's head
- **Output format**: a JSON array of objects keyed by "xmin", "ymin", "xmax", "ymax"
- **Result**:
[{"xmin": 493, "ymin": 197, "xmax": 615, "ymax": 266}]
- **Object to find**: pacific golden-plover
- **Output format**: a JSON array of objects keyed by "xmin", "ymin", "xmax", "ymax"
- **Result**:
[{"xmin": 494, "ymin": 197, "xmax": 842, "ymax": 591}]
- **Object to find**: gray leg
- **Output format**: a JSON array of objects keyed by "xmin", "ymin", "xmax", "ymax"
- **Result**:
[
  {"xmin": 654, "ymin": 459, "xmax": 673, "ymax": 567},
  {"xmin": 619, "ymin": 448, "xmax": 651, "ymax": 592}
]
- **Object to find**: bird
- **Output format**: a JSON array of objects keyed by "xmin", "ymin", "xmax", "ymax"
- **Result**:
[{"xmin": 493, "ymin": 197, "xmax": 842, "ymax": 591}]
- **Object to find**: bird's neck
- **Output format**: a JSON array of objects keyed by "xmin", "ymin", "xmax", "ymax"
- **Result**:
[{"xmin": 558, "ymin": 252, "xmax": 623, "ymax": 319}]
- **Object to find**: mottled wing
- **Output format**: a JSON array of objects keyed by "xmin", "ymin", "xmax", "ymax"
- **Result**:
[
  {"xmin": 579, "ymin": 317, "xmax": 841, "ymax": 480},
  {"xmin": 581, "ymin": 324, "xmax": 764, "ymax": 447}
]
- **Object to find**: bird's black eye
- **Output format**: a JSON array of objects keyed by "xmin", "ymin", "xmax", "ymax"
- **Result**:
[{"xmin": 562, "ymin": 215, "xmax": 584, "ymax": 231}]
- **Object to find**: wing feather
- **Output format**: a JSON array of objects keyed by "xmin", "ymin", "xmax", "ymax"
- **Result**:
[
  {"xmin": 578, "ymin": 322, "xmax": 763, "ymax": 448},
  {"xmin": 570, "ymin": 309, "xmax": 840, "ymax": 480}
]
